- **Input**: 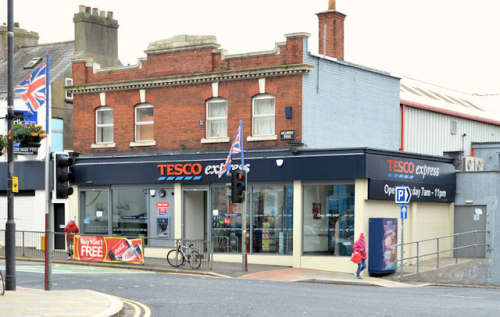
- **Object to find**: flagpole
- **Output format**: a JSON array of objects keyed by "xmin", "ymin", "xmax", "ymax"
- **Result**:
[
  {"xmin": 5, "ymin": 0, "xmax": 16, "ymax": 290},
  {"xmin": 44, "ymin": 54, "xmax": 53, "ymax": 290},
  {"xmin": 238, "ymin": 120, "xmax": 248, "ymax": 271}
]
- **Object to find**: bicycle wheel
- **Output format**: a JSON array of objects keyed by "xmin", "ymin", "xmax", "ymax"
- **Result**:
[
  {"xmin": 0, "ymin": 271, "xmax": 4, "ymax": 296},
  {"xmin": 189, "ymin": 251, "xmax": 202, "ymax": 269},
  {"xmin": 167, "ymin": 249, "xmax": 184, "ymax": 268}
]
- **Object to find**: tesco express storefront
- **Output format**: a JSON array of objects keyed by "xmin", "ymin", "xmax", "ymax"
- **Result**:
[{"xmin": 68, "ymin": 148, "xmax": 456, "ymax": 272}]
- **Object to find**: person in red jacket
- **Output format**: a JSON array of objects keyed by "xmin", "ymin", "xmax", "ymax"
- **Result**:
[
  {"xmin": 353, "ymin": 233, "xmax": 367, "ymax": 279},
  {"xmin": 64, "ymin": 219, "xmax": 79, "ymax": 259}
]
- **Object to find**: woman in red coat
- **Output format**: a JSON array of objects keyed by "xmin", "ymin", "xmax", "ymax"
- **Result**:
[
  {"xmin": 64, "ymin": 219, "xmax": 79, "ymax": 259},
  {"xmin": 353, "ymin": 233, "xmax": 367, "ymax": 279}
]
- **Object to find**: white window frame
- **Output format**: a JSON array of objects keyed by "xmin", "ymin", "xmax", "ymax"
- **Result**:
[
  {"xmin": 65, "ymin": 77, "xmax": 73, "ymax": 101},
  {"xmin": 202, "ymin": 98, "xmax": 229, "ymax": 143},
  {"xmin": 248, "ymin": 94, "xmax": 277, "ymax": 141},
  {"xmin": 133, "ymin": 103, "xmax": 155, "ymax": 145},
  {"xmin": 93, "ymin": 106, "xmax": 115, "ymax": 148}
]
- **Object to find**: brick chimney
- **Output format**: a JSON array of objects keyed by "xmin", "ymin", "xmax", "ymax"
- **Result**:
[
  {"xmin": 73, "ymin": 5, "xmax": 120, "ymax": 67},
  {"xmin": 316, "ymin": 0, "xmax": 346, "ymax": 60}
]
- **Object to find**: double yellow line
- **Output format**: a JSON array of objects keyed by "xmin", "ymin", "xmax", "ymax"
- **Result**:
[{"xmin": 119, "ymin": 297, "xmax": 151, "ymax": 317}]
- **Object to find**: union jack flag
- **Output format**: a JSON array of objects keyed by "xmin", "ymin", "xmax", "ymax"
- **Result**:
[
  {"xmin": 15, "ymin": 62, "xmax": 47, "ymax": 113},
  {"xmin": 218, "ymin": 121, "xmax": 244, "ymax": 178}
]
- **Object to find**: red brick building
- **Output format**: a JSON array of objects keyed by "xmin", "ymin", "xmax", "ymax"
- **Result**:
[{"xmin": 71, "ymin": 33, "xmax": 311, "ymax": 154}]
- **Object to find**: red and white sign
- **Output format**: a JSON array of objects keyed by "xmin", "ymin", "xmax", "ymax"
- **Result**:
[{"xmin": 156, "ymin": 202, "xmax": 170, "ymax": 215}]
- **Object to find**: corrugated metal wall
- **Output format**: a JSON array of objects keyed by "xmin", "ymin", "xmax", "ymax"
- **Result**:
[{"xmin": 404, "ymin": 107, "xmax": 500, "ymax": 156}]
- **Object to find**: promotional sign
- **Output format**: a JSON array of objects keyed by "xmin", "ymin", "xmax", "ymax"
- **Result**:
[
  {"xmin": 73, "ymin": 235, "xmax": 144, "ymax": 264},
  {"xmin": 157, "ymin": 201, "xmax": 169, "ymax": 216}
]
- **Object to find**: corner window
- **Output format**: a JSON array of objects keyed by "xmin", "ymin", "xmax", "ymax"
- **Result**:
[
  {"xmin": 206, "ymin": 98, "xmax": 227, "ymax": 138},
  {"xmin": 303, "ymin": 184, "xmax": 355, "ymax": 256},
  {"xmin": 252, "ymin": 94, "xmax": 275, "ymax": 136},
  {"xmin": 135, "ymin": 103, "xmax": 154, "ymax": 142},
  {"xmin": 65, "ymin": 78, "xmax": 73, "ymax": 101},
  {"xmin": 96, "ymin": 106, "xmax": 114, "ymax": 143}
]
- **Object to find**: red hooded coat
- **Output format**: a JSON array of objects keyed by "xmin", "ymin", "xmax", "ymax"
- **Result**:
[
  {"xmin": 353, "ymin": 233, "xmax": 367, "ymax": 260},
  {"xmin": 64, "ymin": 221, "xmax": 79, "ymax": 241}
]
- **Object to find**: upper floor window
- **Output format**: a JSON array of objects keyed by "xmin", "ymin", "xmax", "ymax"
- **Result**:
[
  {"xmin": 65, "ymin": 78, "xmax": 73, "ymax": 101},
  {"xmin": 252, "ymin": 94, "xmax": 275, "ymax": 136},
  {"xmin": 206, "ymin": 98, "xmax": 227, "ymax": 138},
  {"xmin": 96, "ymin": 106, "xmax": 113, "ymax": 143},
  {"xmin": 135, "ymin": 103, "xmax": 154, "ymax": 142}
]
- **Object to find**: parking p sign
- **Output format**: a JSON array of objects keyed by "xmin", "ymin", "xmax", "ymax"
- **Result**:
[{"xmin": 395, "ymin": 186, "xmax": 412, "ymax": 204}]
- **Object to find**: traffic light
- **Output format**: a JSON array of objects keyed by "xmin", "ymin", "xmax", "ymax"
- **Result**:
[
  {"xmin": 231, "ymin": 169, "xmax": 245, "ymax": 203},
  {"xmin": 54, "ymin": 152, "xmax": 74, "ymax": 200}
]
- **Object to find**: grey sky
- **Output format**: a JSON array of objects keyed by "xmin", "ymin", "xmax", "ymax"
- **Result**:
[{"xmin": 2, "ymin": 0, "xmax": 499, "ymax": 95}]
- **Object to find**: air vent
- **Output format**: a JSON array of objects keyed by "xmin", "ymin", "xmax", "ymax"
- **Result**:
[
  {"xmin": 475, "ymin": 158, "xmax": 484, "ymax": 171},
  {"xmin": 463, "ymin": 156, "xmax": 475, "ymax": 171}
]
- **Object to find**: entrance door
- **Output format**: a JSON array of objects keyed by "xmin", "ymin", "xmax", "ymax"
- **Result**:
[
  {"xmin": 454, "ymin": 205, "xmax": 487, "ymax": 258},
  {"xmin": 54, "ymin": 203, "xmax": 65, "ymax": 249},
  {"xmin": 183, "ymin": 190, "xmax": 207, "ymax": 241}
]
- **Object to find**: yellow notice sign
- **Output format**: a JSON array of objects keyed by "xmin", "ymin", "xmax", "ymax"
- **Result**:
[{"xmin": 12, "ymin": 176, "xmax": 19, "ymax": 193}]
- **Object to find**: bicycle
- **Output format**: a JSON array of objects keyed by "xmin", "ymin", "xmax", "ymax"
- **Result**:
[{"xmin": 166, "ymin": 241, "xmax": 202, "ymax": 269}]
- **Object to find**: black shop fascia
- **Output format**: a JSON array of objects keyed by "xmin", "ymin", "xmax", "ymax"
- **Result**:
[{"xmin": 71, "ymin": 148, "xmax": 456, "ymax": 203}]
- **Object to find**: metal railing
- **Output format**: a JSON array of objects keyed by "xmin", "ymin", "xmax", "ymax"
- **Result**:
[
  {"xmin": 0, "ymin": 230, "xmax": 214, "ymax": 270},
  {"xmin": 396, "ymin": 230, "xmax": 489, "ymax": 280}
]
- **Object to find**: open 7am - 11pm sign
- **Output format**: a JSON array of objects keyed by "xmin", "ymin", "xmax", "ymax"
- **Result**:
[{"xmin": 73, "ymin": 235, "xmax": 144, "ymax": 264}]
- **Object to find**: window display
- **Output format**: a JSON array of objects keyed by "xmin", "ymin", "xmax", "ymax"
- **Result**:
[
  {"xmin": 210, "ymin": 184, "xmax": 293, "ymax": 254},
  {"xmin": 81, "ymin": 189, "xmax": 109, "ymax": 235},
  {"xmin": 303, "ymin": 184, "xmax": 354, "ymax": 256}
]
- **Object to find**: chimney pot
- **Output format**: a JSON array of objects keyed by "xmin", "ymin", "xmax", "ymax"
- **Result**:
[
  {"xmin": 85, "ymin": 6, "xmax": 91, "ymax": 14},
  {"xmin": 107, "ymin": 11, "xmax": 113, "ymax": 19},
  {"xmin": 328, "ymin": 0, "xmax": 336, "ymax": 10},
  {"xmin": 92, "ymin": 8, "xmax": 98, "ymax": 15},
  {"xmin": 99, "ymin": 11, "xmax": 105, "ymax": 17},
  {"xmin": 14, "ymin": 22, "xmax": 19, "ymax": 28},
  {"xmin": 79, "ymin": 5, "xmax": 85, "ymax": 13}
]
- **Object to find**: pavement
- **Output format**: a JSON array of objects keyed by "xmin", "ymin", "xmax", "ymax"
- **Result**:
[{"xmin": 0, "ymin": 256, "xmax": 425, "ymax": 316}]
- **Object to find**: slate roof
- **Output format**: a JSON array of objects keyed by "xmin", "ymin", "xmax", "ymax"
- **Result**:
[
  {"xmin": 400, "ymin": 77, "xmax": 500, "ymax": 125},
  {"xmin": 0, "ymin": 41, "xmax": 83, "ymax": 97}
]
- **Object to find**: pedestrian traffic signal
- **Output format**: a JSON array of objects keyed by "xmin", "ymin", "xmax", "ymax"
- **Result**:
[
  {"xmin": 54, "ymin": 152, "xmax": 74, "ymax": 200},
  {"xmin": 231, "ymin": 169, "xmax": 245, "ymax": 203}
]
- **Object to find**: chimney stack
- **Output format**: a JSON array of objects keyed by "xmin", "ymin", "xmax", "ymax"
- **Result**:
[
  {"xmin": 0, "ymin": 23, "xmax": 39, "ymax": 58},
  {"xmin": 73, "ymin": 6, "xmax": 120, "ymax": 67},
  {"xmin": 317, "ymin": 0, "xmax": 346, "ymax": 60}
]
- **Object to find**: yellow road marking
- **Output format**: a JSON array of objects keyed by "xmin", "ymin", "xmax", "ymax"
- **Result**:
[{"xmin": 119, "ymin": 297, "xmax": 152, "ymax": 317}]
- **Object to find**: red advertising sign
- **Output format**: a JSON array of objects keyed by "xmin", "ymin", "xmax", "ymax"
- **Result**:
[
  {"xmin": 156, "ymin": 201, "xmax": 170, "ymax": 215},
  {"xmin": 73, "ymin": 235, "xmax": 144, "ymax": 264}
]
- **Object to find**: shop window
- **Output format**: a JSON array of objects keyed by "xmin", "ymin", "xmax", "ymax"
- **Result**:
[
  {"xmin": 252, "ymin": 94, "xmax": 275, "ymax": 137},
  {"xmin": 81, "ymin": 189, "xmax": 109, "ymax": 235},
  {"xmin": 135, "ymin": 103, "xmax": 154, "ymax": 142},
  {"xmin": 112, "ymin": 188, "xmax": 148, "ymax": 236},
  {"xmin": 303, "ymin": 184, "xmax": 355, "ymax": 256},
  {"xmin": 206, "ymin": 98, "xmax": 227, "ymax": 138},
  {"xmin": 96, "ymin": 106, "xmax": 114, "ymax": 144},
  {"xmin": 210, "ymin": 184, "xmax": 293, "ymax": 255},
  {"xmin": 210, "ymin": 186, "xmax": 246, "ymax": 253},
  {"xmin": 251, "ymin": 185, "xmax": 293, "ymax": 254}
]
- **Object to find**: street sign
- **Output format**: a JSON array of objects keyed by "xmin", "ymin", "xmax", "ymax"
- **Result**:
[
  {"xmin": 395, "ymin": 186, "xmax": 412, "ymax": 204},
  {"xmin": 400, "ymin": 205, "xmax": 408, "ymax": 219}
]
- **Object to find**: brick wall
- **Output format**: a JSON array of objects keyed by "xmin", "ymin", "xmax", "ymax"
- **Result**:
[{"xmin": 72, "ymin": 36, "xmax": 307, "ymax": 154}]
